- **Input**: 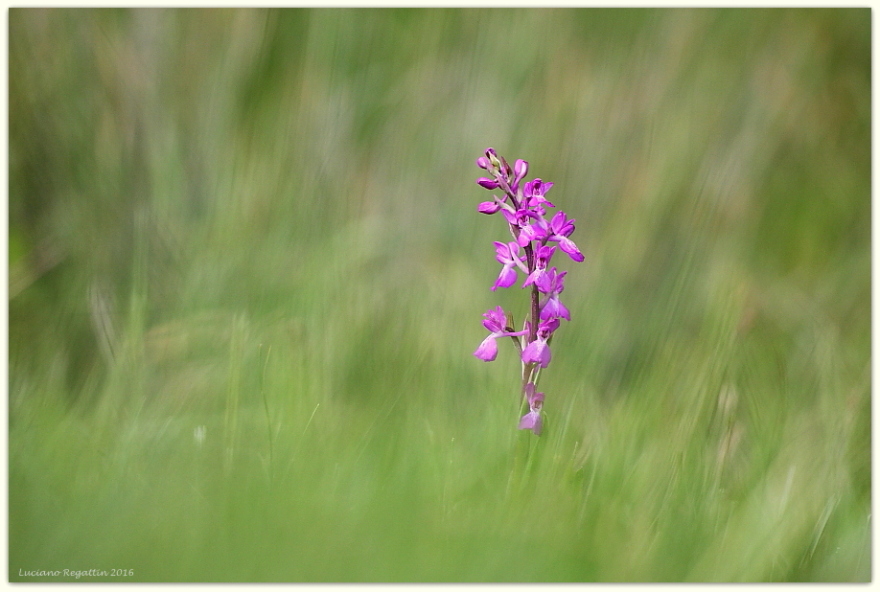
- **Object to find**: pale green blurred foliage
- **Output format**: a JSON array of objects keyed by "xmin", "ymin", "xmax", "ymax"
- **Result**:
[{"xmin": 9, "ymin": 8, "xmax": 869, "ymax": 582}]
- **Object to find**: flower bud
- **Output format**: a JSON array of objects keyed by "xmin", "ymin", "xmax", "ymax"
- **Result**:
[
  {"xmin": 485, "ymin": 148, "xmax": 501, "ymax": 170},
  {"xmin": 514, "ymin": 159, "xmax": 529, "ymax": 185},
  {"xmin": 477, "ymin": 201, "xmax": 501, "ymax": 214}
]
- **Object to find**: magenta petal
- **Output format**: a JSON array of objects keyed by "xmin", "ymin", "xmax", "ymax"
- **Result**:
[
  {"xmin": 539, "ymin": 345, "xmax": 551, "ymax": 368},
  {"xmin": 478, "ymin": 201, "xmax": 501, "ymax": 214},
  {"xmin": 532, "ymin": 414, "xmax": 543, "ymax": 435},
  {"xmin": 540, "ymin": 296, "xmax": 571, "ymax": 321},
  {"xmin": 530, "ymin": 390, "xmax": 545, "ymax": 407},
  {"xmin": 550, "ymin": 211, "xmax": 570, "ymax": 234},
  {"xmin": 517, "ymin": 224, "xmax": 543, "ymax": 247},
  {"xmin": 523, "ymin": 268, "xmax": 547, "ymax": 291},
  {"xmin": 558, "ymin": 237, "xmax": 585, "ymax": 262},
  {"xmin": 539, "ymin": 318, "xmax": 561, "ymax": 337},
  {"xmin": 518, "ymin": 411, "xmax": 542, "ymax": 435},
  {"xmin": 522, "ymin": 340, "xmax": 551, "ymax": 368},
  {"xmin": 555, "ymin": 270, "xmax": 567, "ymax": 292},
  {"xmin": 557, "ymin": 300, "xmax": 571, "ymax": 321},
  {"xmin": 492, "ymin": 265, "xmax": 518, "ymax": 291},
  {"xmin": 518, "ymin": 411, "xmax": 537, "ymax": 430},
  {"xmin": 516, "ymin": 230, "xmax": 533, "ymax": 247},
  {"xmin": 474, "ymin": 335, "xmax": 498, "ymax": 361},
  {"xmin": 514, "ymin": 159, "xmax": 529, "ymax": 183},
  {"xmin": 477, "ymin": 178, "xmax": 500, "ymax": 190},
  {"xmin": 535, "ymin": 270, "xmax": 554, "ymax": 294},
  {"xmin": 482, "ymin": 306, "xmax": 506, "ymax": 332},
  {"xmin": 536, "ymin": 245, "xmax": 557, "ymax": 264}
]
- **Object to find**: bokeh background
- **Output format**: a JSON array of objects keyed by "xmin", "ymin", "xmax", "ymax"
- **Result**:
[{"xmin": 8, "ymin": 8, "xmax": 870, "ymax": 582}]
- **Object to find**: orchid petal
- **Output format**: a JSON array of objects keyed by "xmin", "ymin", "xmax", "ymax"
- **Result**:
[
  {"xmin": 518, "ymin": 410, "xmax": 542, "ymax": 435},
  {"xmin": 522, "ymin": 339, "xmax": 551, "ymax": 368},
  {"xmin": 492, "ymin": 265, "xmax": 518, "ymax": 291},
  {"xmin": 473, "ymin": 335, "xmax": 499, "ymax": 361},
  {"xmin": 558, "ymin": 237, "xmax": 585, "ymax": 262}
]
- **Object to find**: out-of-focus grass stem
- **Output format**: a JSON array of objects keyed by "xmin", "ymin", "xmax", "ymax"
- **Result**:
[{"xmin": 260, "ymin": 343, "xmax": 274, "ymax": 487}]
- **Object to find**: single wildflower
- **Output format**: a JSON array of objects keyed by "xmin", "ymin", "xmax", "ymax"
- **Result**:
[
  {"xmin": 501, "ymin": 207, "xmax": 538, "ymax": 230},
  {"xmin": 492, "ymin": 241, "xmax": 529, "ymax": 291},
  {"xmin": 547, "ymin": 211, "xmax": 585, "ymax": 262},
  {"xmin": 539, "ymin": 268, "xmax": 571, "ymax": 321},
  {"xmin": 521, "ymin": 318, "xmax": 560, "ymax": 368},
  {"xmin": 524, "ymin": 178, "xmax": 555, "ymax": 208},
  {"xmin": 474, "ymin": 306, "xmax": 527, "ymax": 362},
  {"xmin": 518, "ymin": 383, "xmax": 544, "ymax": 435},
  {"xmin": 515, "ymin": 215, "xmax": 549, "ymax": 247}
]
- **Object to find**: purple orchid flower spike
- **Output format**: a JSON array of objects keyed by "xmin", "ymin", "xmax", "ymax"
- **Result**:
[
  {"xmin": 492, "ymin": 241, "xmax": 529, "ymax": 291},
  {"xmin": 471, "ymin": 149, "xmax": 584, "ymax": 435},
  {"xmin": 518, "ymin": 383, "xmax": 544, "ymax": 435},
  {"xmin": 521, "ymin": 318, "xmax": 560, "ymax": 368},
  {"xmin": 474, "ymin": 306, "xmax": 528, "ymax": 362}
]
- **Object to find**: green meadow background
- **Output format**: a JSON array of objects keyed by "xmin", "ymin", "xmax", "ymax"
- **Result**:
[{"xmin": 8, "ymin": 8, "xmax": 870, "ymax": 582}]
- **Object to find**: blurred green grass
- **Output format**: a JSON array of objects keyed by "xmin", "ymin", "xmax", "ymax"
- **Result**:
[{"xmin": 8, "ymin": 8, "xmax": 870, "ymax": 582}]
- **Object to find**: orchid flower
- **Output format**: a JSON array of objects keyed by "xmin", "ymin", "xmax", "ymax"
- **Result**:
[
  {"xmin": 521, "ymin": 318, "xmax": 560, "ymax": 368},
  {"xmin": 491, "ymin": 241, "xmax": 529, "ymax": 291},
  {"xmin": 547, "ymin": 211, "xmax": 585, "ymax": 262},
  {"xmin": 539, "ymin": 268, "xmax": 570, "ymax": 321},
  {"xmin": 518, "ymin": 383, "xmax": 545, "ymax": 435},
  {"xmin": 474, "ymin": 306, "xmax": 527, "ymax": 362}
]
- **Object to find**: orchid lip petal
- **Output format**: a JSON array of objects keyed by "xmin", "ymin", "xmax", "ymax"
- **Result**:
[
  {"xmin": 492, "ymin": 265, "xmax": 518, "ymax": 291},
  {"xmin": 474, "ymin": 335, "xmax": 499, "ymax": 361},
  {"xmin": 518, "ymin": 411, "xmax": 542, "ymax": 435},
  {"xmin": 521, "ymin": 340, "xmax": 551, "ymax": 368}
]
